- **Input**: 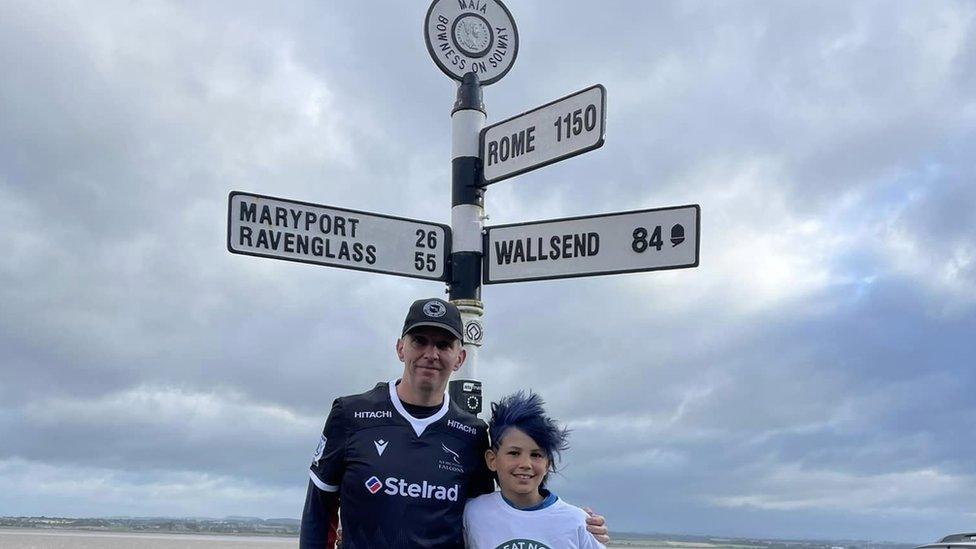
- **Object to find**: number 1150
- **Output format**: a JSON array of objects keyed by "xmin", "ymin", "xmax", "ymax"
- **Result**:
[{"xmin": 553, "ymin": 104, "xmax": 598, "ymax": 142}]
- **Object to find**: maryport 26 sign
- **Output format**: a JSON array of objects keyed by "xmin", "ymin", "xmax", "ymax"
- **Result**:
[{"xmin": 227, "ymin": 192, "xmax": 451, "ymax": 281}]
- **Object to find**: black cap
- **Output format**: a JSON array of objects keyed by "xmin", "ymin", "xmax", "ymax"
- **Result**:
[{"xmin": 401, "ymin": 298, "xmax": 464, "ymax": 342}]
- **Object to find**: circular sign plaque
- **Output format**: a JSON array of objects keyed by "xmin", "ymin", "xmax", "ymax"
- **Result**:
[
  {"xmin": 464, "ymin": 318, "xmax": 484, "ymax": 345},
  {"xmin": 424, "ymin": 0, "xmax": 519, "ymax": 86}
]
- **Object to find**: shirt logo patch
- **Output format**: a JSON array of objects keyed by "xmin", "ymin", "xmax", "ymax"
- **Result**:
[
  {"xmin": 438, "ymin": 443, "xmax": 464, "ymax": 473},
  {"xmin": 374, "ymin": 439, "xmax": 388, "ymax": 456},
  {"xmin": 354, "ymin": 410, "xmax": 393, "ymax": 419},
  {"xmin": 379, "ymin": 477, "xmax": 459, "ymax": 501},
  {"xmin": 447, "ymin": 419, "xmax": 478, "ymax": 435},
  {"xmin": 365, "ymin": 475, "xmax": 383, "ymax": 494},
  {"xmin": 311, "ymin": 435, "xmax": 326, "ymax": 466},
  {"xmin": 441, "ymin": 442, "xmax": 460, "ymax": 464},
  {"xmin": 494, "ymin": 540, "xmax": 551, "ymax": 549}
]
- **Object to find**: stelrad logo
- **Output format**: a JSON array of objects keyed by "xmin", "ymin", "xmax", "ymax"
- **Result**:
[
  {"xmin": 364, "ymin": 476, "xmax": 459, "ymax": 501},
  {"xmin": 364, "ymin": 476, "xmax": 383, "ymax": 494}
]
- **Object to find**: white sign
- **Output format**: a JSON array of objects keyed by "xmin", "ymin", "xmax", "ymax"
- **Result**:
[
  {"xmin": 424, "ymin": 0, "xmax": 519, "ymax": 86},
  {"xmin": 484, "ymin": 205, "xmax": 699, "ymax": 284},
  {"xmin": 481, "ymin": 85, "xmax": 606, "ymax": 185},
  {"xmin": 227, "ymin": 192, "xmax": 450, "ymax": 281}
]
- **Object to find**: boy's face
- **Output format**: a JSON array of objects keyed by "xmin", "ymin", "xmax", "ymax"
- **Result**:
[{"xmin": 485, "ymin": 427, "xmax": 549, "ymax": 507}]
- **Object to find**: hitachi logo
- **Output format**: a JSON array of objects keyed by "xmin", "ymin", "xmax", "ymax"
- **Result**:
[
  {"xmin": 447, "ymin": 419, "xmax": 477, "ymax": 434},
  {"xmin": 382, "ymin": 477, "xmax": 459, "ymax": 501},
  {"xmin": 354, "ymin": 410, "xmax": 393, "ymax": 419}
]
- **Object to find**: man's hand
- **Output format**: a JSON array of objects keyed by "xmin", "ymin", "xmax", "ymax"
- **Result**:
[{"xmin": 584, "ymin": 507, "xmax": 609, "ymax": 544}]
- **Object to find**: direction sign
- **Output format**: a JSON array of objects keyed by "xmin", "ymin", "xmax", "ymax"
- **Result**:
[
  {"xmin": 480, "ymin": 85, "xmax": 606, "ymax": 185},
  {"xmin": 424, "ymin": 0, "xmax": 519, "ymax": 86},
  {"xmin": 227, "ymin": 191, "xmax": 451, "ymax": 281},
  {"xmin": 484, "ymin": 205, "xmax": 699, "ymax": 284}
]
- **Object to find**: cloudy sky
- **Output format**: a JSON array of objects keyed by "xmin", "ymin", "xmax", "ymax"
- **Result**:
[{"xmin": 2, "ymin": 0, "xmax": 975, "ymax": 543}]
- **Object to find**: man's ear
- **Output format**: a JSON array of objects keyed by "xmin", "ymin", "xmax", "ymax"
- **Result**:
[
  {"xmin": 395, "ymin": 337, "xmax": 405, "ymax": 361},
  {"xmin": 484, "ymin": 448, "xmax": 497, "ymax": 472},
  {"xmin": 453, "ymin": 347, "xmax": 466, "ymax": 371}
]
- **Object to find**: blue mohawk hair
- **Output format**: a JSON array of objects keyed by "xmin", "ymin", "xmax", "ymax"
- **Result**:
[{"xmin": 489, "ymin": 391, "xmax": 570, "ymax": 476}]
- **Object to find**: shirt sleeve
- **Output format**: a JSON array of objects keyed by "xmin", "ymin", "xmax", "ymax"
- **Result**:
[
  {"xmin": 579, "ymin": 523, "xmax": 607, "ymax": 549},
  {"xmin": 309, "ymin": 398, "xmax": 347, "ymax": 491},
  {"xmin": 299, "ymin": 479, "xmax": 340, "ymax": 549},
  {"xmin": 300, "ymin": 399, "xmax": 347, "ymax": 549},
  {"xmin": 462, "ymin": 503, "xmax": 472, "ymax": 548}
]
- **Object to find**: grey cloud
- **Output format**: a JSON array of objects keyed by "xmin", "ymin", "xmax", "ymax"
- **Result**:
[{"xmin": 1, "ymin": 0, "xmax": 974, "ymax": 540}]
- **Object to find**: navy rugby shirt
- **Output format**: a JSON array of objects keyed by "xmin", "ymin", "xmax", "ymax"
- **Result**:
[{"xmin": 303, "ymin": 381, "xmax": 494, "ymax": 548}]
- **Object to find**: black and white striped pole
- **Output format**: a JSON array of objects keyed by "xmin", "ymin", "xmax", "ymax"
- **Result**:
[
  {"xmin": 424, "ymin": 0, "xmax": 519, "ymax": 415},
  {"xmin": 449, "ymin": 73, "xmax": 487, "ymax": 414}
]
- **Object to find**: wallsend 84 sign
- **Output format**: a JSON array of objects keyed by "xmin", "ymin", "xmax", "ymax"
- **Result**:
[
  {"xmin": 484, "ymin": 205, "xmax": 700, "ymax": 283},
  {"xmin": 227, "ymin": 192, "xmax": 451, "ymax": 281}
]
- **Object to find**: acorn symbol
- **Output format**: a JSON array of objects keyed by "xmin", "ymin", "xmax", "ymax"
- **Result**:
[{"xmin": 670, "ymin": 224, "xmax": 685, "ymax": 247}]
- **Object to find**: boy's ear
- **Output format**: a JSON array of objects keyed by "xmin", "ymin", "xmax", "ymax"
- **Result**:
[{"xmin": 484, "ymin": 448, "xmax": 497, "ymax": 472}]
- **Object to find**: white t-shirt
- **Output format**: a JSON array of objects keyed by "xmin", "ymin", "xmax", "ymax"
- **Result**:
[{"xmin": 463, "ymin": 491, "xmax": 606, "ymax": 549}]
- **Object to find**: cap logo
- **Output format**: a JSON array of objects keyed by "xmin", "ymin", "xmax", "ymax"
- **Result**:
[{"xmin": 423, "ymin": 300, "xmax": 447, "ymax": 318}]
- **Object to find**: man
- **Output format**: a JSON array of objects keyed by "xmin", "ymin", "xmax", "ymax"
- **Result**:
[{"xmin": 300, "ymin": 298, "xmax": 608, "ymax": 548}]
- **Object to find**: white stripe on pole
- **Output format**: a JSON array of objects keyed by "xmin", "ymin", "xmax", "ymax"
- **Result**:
[
  {"xmin": 452, "ymin": 110, "xmax": 484, "ymax": 159},
  {"xmin": 451, "ymin": 205, "xmax": 483, "ymax": 253}
]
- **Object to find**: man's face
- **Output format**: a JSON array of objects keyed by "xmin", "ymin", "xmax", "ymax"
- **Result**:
[{"xmin": 396, "ymin": 327, "xmax": 465, "ymax": 394}]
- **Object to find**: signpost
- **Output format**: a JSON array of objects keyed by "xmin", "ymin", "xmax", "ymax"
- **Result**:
[
  {"xmin": 424, "ymin": 0, "xmax": 522, "ymax": 412},
  {"xmin": 481, "ymin": 85, "xmax": 606, "ymax": 185},
  {"xmin": 484, "ymin": 205, "xmax": 700, "ymax": 284},
  {"xmin": 228, "ymin": 0, "xmax": 701, "ymax": 416},
  {"xmin": 227, "ymin": 192, "xmax": 451, "ymax": 281}
]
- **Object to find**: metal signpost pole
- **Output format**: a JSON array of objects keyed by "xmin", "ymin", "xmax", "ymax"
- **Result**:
[
  {"xmin": 448, "ymin": 73, "xmax": 487, "ymax": 413},
  {"xmin": 426, "ymin": 0, "xmax": 519, "ymax": 416}
]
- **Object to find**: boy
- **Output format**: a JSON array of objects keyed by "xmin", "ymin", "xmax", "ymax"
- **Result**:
[{"xmin": 463, "ymin": 391, "xmax": 606, "ymax": 549}]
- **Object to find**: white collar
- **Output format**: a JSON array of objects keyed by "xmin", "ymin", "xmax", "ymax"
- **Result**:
[{"xmin": 388, "ymin": 379, "xmax": 451, "ymax": 437}]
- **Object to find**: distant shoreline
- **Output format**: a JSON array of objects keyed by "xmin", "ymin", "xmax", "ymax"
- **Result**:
[
  {"xmin": 0, "ymin": 526, "xmax": 296, "ymax": 537},
  {"xmin": 0, "ymin": 516, "xmax": 300, "ymax": 537},
  {"xmin": 0, "ymin": 518, "xmax": 921, "ymax": 549},
  {"xmin": 0, "ymin": 527, "xmax": 296, "ymax": 542}
]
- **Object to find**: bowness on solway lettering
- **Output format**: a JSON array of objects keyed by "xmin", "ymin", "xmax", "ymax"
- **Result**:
[{"xmin": 238, "ymin": 201, "xmax": 360, "ymax": 237}]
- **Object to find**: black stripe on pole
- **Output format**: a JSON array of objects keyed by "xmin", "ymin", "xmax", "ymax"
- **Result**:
[
  {"xmin": 453, "ymin": 72, "xmax": 485, "ymax": 115},
  {"xmin": 451, "ymin": 157, "xmax": 484, "ymax": 207},
  {"xmin": 449, "ymin": 252, "xmax": 481, "ymax": 301}
]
